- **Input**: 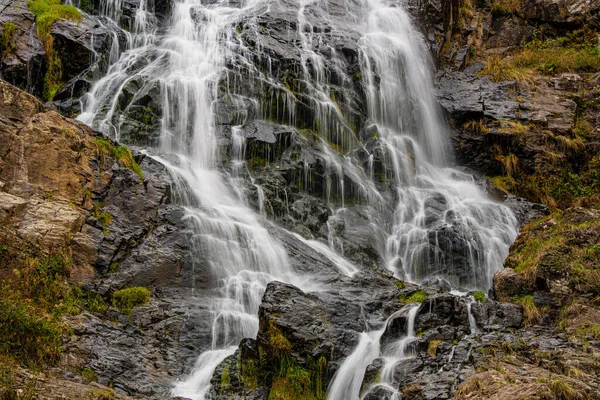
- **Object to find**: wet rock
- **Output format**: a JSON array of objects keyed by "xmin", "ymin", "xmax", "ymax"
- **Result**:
[
  {"xmin": 437, "ymin": 68, "xmax": 520, "ymax": 122},
  {"xmin": 0, "ymin": 1, "xmax": 46, "ymax": 96}
]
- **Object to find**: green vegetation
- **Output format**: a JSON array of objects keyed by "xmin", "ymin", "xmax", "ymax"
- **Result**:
[
  {"xmin": 505, "ymin": 211, "xmax": 600, "ymax": 298},
  {"xmin": 398, "ymin": 290, "xmax": 428, "ymax": 304},
  {"xmin": 81, "ymin": 367, "xmax": 98, "ymax": 382},
  {"xmin": 515, "ymin": 295, "xmax": 541, "ymax": 326},
  {"xmin": 480, "ymin": 27, "xmax": 600, "ymax": 83},
  {"xmin": 27, "ymin": 0, "xmax": 82, "ymax": 101},
  {"xmin": 94, "ymin": 137, "xmax": 144, "ymax": 180},
  {"xmin": 0, "ymin": 247, "xmax": 101, "ymax": 368},
  {"xmin": 427, "ymin": 340, "xmax": 442, "ymax": 357},
  {"xmin": 269, "ymin": 356, "xmax": 326, "ymax": 400},
  {"xmin": 27, "ymin": 0, "xmax": 81, "ymax": 40},
  {"xmin": 266, "ymin": 320, "xmax": 292, "ymax": 355},
  {"xmin": 1, "ymin": 22, "xmax": 17, "ymax": 57},
  {"xmin": 83, "ymin": 389, "xmax": 117, "ymax": 400},
  {"xmin": 112, "ymin": 286, "xmax": 151, "ymax": 315},
  {"xmin": 0, "ymin": 296, "xmax": 63, "ymax": 367},
  {"xmin": 537, "ymin": 377, "xmax": 579, "ymax": 400},
  {"xmin": 249, "ymin": 156, "xmax": 269, "ymax": 168},
  {"xmin": 394, "ymin": 280, "xmax": 406, "ymax": 290},
  {"xmin": 239, "ymin": 359, "xmax": 258, "ymax": 391},
  {"xmin": 472, "ymin": 290, "xmax": 486, "ymax": 303},
  {"xmin": 220, "ymin": 367, "xmax": 231, "ymax": 395}
]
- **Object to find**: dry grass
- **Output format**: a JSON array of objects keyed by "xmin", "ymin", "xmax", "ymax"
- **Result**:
[
  {"xmin": 479, "ymin": 55, "xmax": 536, "ymax": 83},
  {"xmin": 494, "ymin": 153, "xmax": 519, "ymax": 176}
]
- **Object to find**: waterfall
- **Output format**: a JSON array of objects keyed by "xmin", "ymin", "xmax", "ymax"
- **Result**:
[{"xmin": 76, "ymin": 0, "xmax": 519, "ymax": 397}]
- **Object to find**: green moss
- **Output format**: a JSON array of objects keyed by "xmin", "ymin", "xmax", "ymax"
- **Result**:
[
  {"xmin": 112, "ymin": 287, "xmax": 151, "ymax": 315},
  {"xmin": 267, "ymin": 320, "xmax": 292, "ymax": 355},
  {"xmin": 108, "ymin": 262, "xmax": 120, "ymax": 273},
  {"xmin": 399, "ymin": 290, "xmax": 428, "ymax": 304},
  {"xmin": 472, "ymin": 290, "xmax": 486, "ymax": 303},
  {"xmin": 573, "ymin": 323, "xmax": 600, "ymax": 342},
  {"xmin": 268, "ymin": 356, "xmax": 326, "ymax": 400},
  {"xmin": 27, "ymin": 0, "xmax": 82, "ymax": 101},
  {"xmin": 249, "ymin": 156, "xmax": 268, "ymax": 168},
  {"xmin": 240, "ymin": 359, "xmax": 258, "ymax": 390},
  {"xmin": 27, "ymin": 0, "xmax": 81, "ymax": 40},
  {"xmin": 394, "ymin": 281, "xmax": 406, "ymax": 290},
  {"xmin": 113, "ymin": 146, "xmax": 144, "ymax": 180},
  {"xmin": 220, "ymin": 367, "xmax": 231, "ymax": 395},
  {"xmin": 94, "ymin": 137, "xmax": 144, "ymax": 180}
]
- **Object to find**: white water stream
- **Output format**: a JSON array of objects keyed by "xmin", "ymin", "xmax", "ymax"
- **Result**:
[{"xmin": 76, "ymin": 0, "xmax": 519, "ymax": 398}]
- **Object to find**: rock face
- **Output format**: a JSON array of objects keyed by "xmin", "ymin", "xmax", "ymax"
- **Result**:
[
  {"xmin": 0, "ymin": 1, "xmax": 121, "ymax": 108},
  {"xmin": 0, "ymin": 79, "xmax": 210, "ymax": 397},
  {"xmin": 0, "ymin": 1, "xmax": 46, "ymax": 96}
]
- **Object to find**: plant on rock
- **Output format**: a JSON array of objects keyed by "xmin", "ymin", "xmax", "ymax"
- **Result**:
[{"xmin": 112, "ymin": 287, "xmax": 151, "ymax": 315}]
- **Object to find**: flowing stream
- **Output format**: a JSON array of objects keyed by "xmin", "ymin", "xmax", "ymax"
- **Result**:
[{"xmin": 77, "ymin": 0, "xmax": 519, "ymax": 398}]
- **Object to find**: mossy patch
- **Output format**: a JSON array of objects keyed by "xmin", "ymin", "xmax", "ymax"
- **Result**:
[
  {"xmin": 27, "ymin": 0, "xmax": 82, "ymax": 40},
  {"xmin": 398, "ymin": 290, "xmax": 428, "ymax": 304},
  {"xmin": 473, "ymin": 290, "xmax": 486, "ymax": 303},
  {"xmin": 268, "ymin": 356, "xmax": 327, "ymax": 400},
  {"xmin": 112, "ymin": 286, "xmax": 151, "ymax": 315},
  {"xmin": 94, "ymin": 137, "xmax": 144, "ymax": 180}
]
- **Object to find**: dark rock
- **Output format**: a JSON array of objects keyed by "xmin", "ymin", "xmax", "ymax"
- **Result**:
[
  {"xmin": 0, "ymin": 1, "xmax": 46, "ymax": 96},
  {"xmin": 492, "ymin": 268, "xmax": 529, "ymax": 301}
]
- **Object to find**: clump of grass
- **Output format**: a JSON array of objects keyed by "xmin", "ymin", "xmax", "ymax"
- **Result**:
[
  {"xmin": 94, "ymin": 137, "xmax": 144, "ymax": 180},
  {"xmin": 27, "ymin": 0, "xmax": 82, "ymax": 101},
  {"xmin": 240, "ymin": 359, "xmax": 258, "ymax": 391},
  {"xmin": 269, "ymin": 356, "xmax": 326, "ymax": 400},
  {"xmin": 1, "ymin": 21, "xmax": 17, "ymax": 56},
  {"xmin": 267, "ymin": 319, "xmax": 292, "ymax": 355},
  {"xmin": 113, "ymin": 146, "xmax": 144, "ymax": 180},
  {"xmin": 537, "ymin": 377, "xmax": 580, "ymax": 400},
  {"xmin": 494, "ymin": 153, "xmax": 519, "ymax": 176},
  {"xmin": 427, "ymin": 340, "xmax": 442, "ymax": 357},
  {"xmin": 472, "ymin": 290, "xmax": 486, "ymax": 303},
  {"xmin": 0, "ymin": 296, "xmax": 63, "ymax": 366},
  {"xmin": 516, "ymin": 295, "xmax": 541, "ymax": 326},
  {"xmin": 478, "ymin": 54, "xmax": 535, "ymax": 83},
  {"xmin": 112, "ymin": 287, "xmax": 151, "ymax": 315},
  {"xmin": 480, "ymin": 27, "xmax": 600, "ymax": 82}
]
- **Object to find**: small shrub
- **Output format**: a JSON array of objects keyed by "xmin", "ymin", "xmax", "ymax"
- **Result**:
[
  {"xmin": 472, "ymin": 290, "xmax": 486, "ymax": 303},
  {"xmin": 0, "ymin": 297, "xmax": 62, "ymax": 366},
  {"xmin": 1, "ymin": 22, "xmax": 17, "ymax": 56},
  {"xmin": 112, "ymin": 287, "xmax": 151, "ymax": 315}
]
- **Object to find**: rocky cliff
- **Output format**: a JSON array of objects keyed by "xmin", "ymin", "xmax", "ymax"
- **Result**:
[{"xmin": 0, "ymin": 0, "xmax": 599, "ymax": 399}]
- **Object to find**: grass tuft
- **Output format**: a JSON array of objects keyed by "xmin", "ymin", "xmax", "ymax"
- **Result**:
[{"xmin": 112, "ymin": 287, "xmax": 151, "ymax": 315}]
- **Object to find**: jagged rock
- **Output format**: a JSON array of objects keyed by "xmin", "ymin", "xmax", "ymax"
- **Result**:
[
  {"xmin": 437, "ymin": 68, "xmax": 520, "ymax": 122},
  {"xmin": 0, "ymin": 1, "xmax": 46, "ymax": 96}
]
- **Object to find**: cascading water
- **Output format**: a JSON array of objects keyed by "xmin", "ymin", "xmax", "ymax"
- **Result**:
[{"xmin": 76, "ymin": 0, "xmax": 519, "ymax": 398}]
